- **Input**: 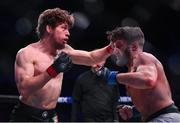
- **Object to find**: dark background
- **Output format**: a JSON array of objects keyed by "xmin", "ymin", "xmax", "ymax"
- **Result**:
[{"xmin": 0, "ymin": 0, "xmax": 180, "ymax": 121}]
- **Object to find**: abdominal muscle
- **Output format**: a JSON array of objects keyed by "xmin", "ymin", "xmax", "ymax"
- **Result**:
[
  {"xmin": 21, "ymin": 74, "xmax": 63, "ymax": 110},
  {"xmin": 127, "ymin": 85, "xmax": 173, "ymax": 120}
]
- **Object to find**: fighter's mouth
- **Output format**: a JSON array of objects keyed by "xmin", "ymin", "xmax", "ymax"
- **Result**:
[{"xmin": 63, "ymin": 39, "xmax": 68, "ymax": 44}]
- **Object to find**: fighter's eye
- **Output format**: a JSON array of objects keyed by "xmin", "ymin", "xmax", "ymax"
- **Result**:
[
  {"xmin": 115, "ymin": 44, "xmax": 122, "ymax": 49},
  {"xmin": 114, "ymin": 41, "xmax": 123, "ymax": 49}
]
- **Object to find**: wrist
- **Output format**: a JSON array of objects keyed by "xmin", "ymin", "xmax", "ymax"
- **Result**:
[
  {"xmin": 107, "ymin": 71, "xmax": 118, "ymax": 85},
  {"xmin": 132, "ymin": 106, "xmax": 140, "ymax": 118},
  {"xmin": 46, "ymin": 65, "xmax": 58, "ymax": 77},
  {"xmin": 106, "ymin": 45, "xmax": 114, "ymax": 54}
]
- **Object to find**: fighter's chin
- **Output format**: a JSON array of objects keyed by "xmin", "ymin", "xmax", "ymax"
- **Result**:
[
  {"xmin": 62, "ymin": 41, "xmax": 67, "ymax": 45},
  {"xmin": 63, "ymin": 38, "xmax": 68, "ymax": 44},
  {"xmin": 55, "ymin": 43, "xmax": 65, "ymax": 49},
  {"xmin": 116, "ymin": 60, "xmax": 128, "ymax": 66}
]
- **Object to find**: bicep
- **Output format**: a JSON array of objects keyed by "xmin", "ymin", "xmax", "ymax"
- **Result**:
[
  {"xmin": 136, "ymin": 64, "xmax": 157, "ymax": 82},
  {"xmin": 15, "ymin": 51, "xmax": 34, "ymax": 84}
]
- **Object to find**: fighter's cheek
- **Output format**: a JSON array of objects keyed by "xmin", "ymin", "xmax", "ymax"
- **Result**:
[{"xmin": 112, "ymin": 48, "xmax": 120, "ymax": 54}]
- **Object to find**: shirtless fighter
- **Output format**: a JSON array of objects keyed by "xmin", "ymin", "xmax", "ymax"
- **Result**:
[
  {"xmin": 9, "ymin": 8, "xmax": 113, "ymax": 122},
  {"xmin": 96, "ymin": 26, "xmax": 180, "ymax": 122}
]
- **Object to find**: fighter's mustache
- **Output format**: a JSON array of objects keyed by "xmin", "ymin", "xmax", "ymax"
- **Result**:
[{"xmin": 111, "ymin": 54, "xmax": 129, "ymax": 66}]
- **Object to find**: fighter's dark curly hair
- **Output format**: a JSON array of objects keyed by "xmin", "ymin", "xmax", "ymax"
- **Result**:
[{"xmin": 36, "ymin": 8, "xmax": 74, "ymax": 39}]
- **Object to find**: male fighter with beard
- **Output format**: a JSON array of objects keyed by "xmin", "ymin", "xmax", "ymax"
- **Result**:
[{"xmin": 96, "ymin": 26, "xmax": 180, "ymax": 122}]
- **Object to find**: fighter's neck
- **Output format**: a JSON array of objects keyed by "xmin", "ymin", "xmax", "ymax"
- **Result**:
[{"xmin": 38, "ymin": 39, "xmax": 58, "ymax": 56}]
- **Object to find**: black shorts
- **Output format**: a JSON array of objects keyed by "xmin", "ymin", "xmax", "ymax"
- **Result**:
[
  {"xmin": 9, "ymin": 101, "xmax": 58, "ymax": 122},
  {"xmin": 145, "ymin": 103, "xmax": 180, "ymax": 122}
]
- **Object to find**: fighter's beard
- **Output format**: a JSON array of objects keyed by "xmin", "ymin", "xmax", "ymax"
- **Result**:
[
  {"xmin": 53, "ymin": 41, "xmax": 65, "ymax": 50},
  {"xmin": 115, "ymin": 54, "xmax": 128, "ymax": 66},
  {"xmin": 111, "ymin": 53, "xmax": 129, "ymax": 67}
]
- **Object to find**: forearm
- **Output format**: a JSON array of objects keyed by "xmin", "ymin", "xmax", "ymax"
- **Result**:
[
  {"xmin": 20, "ymin": 51, "xmax": 72, "ymax": 94},
  {"xmin": 19, "ymin": 71, "xmax": 52, "ymax": 97},
  {"xmin": 69, "ymin": 45, "xmax": 113, "ymax": 66}
]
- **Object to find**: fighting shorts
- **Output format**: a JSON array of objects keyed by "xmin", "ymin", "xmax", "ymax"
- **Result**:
[
  {"xmin": 145, "ymin": 103, "xmax": 180, "ymax": 122},
  {"xmin": 9, "ymin": 101, "xmax": 58, "ymax": 122}
]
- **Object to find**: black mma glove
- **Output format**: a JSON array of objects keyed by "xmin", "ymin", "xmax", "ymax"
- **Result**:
[
  {"xmin": 47, "ymin": 52, "xmax": 72, "ymax": 77},
  {"xmin": 93, "ymin": 67, "xmax": 118, "ymax": 85}
]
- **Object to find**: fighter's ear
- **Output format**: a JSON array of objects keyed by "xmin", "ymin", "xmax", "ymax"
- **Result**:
[
  {"xmin": 131, "ymin": 42, "xmax": 138, "ymax": 51},
  {"xmin": 46, "ymin": 25, "xmax": 53, "ymax": 34}
]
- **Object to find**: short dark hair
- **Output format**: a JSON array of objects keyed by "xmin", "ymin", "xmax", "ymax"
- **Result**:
[
  {"xmin": 36, "ymin": 8, "xmax": 74, "ymax": 39},
  {"xmin": 107, "ymin": 26, "xmax": 145, "ymax": 47}
]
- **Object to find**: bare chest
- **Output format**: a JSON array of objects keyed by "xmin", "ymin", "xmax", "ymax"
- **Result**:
[{"xmin": 33, "ymin": 53, "xmax": 54, "ymax": 76}]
